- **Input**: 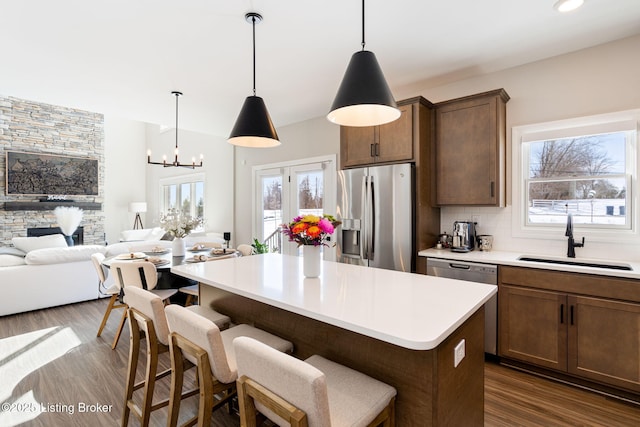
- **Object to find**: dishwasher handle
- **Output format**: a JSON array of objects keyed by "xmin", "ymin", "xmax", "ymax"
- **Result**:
[{"xmin": 449, "ymin": 263, "xmax": 471, "ymax": 270}]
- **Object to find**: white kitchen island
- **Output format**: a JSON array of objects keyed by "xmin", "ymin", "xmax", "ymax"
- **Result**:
[{"xmin": 172, "ymin": 253, "xmax": 497, "ymax": 426}]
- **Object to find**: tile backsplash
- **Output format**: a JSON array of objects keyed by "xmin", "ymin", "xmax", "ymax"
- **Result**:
[{"xmin": 440, "ymin": 206, "xmax": 640, "ymax": 262}]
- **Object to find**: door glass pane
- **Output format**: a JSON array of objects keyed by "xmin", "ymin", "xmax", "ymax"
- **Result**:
[
  {"xmin": 262, "ymin": 176, "xmax": 283, "ymax": 240},
  {"xmin": 296, "ymin": 171, "xmax": 324, "ymax": 216}
]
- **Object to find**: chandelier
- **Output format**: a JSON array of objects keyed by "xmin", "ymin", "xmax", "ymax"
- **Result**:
[{"xmin": 147, "ymin": 91, "xmax": 203, "ymax": 168}]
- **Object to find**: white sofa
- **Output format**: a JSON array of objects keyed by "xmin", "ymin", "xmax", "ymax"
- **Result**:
[
  {"xmin": 0, "ymin": 236, "xmax": 109, "ymax": 316},
  {"xmin": 0, "ymin": 231, "xmax": 226, "ymax": 317}
]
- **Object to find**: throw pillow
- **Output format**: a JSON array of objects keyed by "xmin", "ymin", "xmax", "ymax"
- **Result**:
[
  {"xmin": 12, "ymin": 234, "xmax": 68, "ymax": 253},
  {"xmin": 0, "ymin": 247, "xmax": 27, "ymax": 257}
]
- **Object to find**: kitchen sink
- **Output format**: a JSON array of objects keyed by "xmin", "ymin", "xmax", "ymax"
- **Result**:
[{"xmin": 517, "ymin": 256, "xmax": 633, "ymax": 271}]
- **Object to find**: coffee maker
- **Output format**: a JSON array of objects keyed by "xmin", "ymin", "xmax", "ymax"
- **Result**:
[{"xmin": 451, "ymin": 221, "xmax": 477, "ymax": 252}]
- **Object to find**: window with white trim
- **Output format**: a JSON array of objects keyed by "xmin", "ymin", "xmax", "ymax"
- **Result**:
[
  {"xmin": 513, "ymin": 111, "xmax": 638, "ymax": 238},
  {"xmin": 159, "ymin": 173, "xmax": 205, "ymax": 230}
]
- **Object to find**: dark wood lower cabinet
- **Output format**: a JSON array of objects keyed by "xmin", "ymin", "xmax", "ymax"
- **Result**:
[
  {"xmin": 569, "ymin": 295, "xmax": 640, "ymax": 391},
  {"xmin": 499, "ymin": 266, "xmax": 640, "ymax": 395},
  {"xmin": 499, "ymin": 285, "xmax": 567, "ymax": 371}
]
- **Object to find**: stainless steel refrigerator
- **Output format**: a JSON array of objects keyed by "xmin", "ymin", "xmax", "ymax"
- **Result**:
[{"xmin": 336, "ymin": 163, "xmax": 414, "ymax": 272}]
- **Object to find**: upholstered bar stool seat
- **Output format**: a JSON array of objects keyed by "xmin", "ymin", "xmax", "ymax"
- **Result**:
[
  {"xmin": 120, "ymin": 287, "xmax": 231, "ymax": 427},
  {"xmin": 164, "ymin": 305, "xmax": 293, "ymax": 427},
  {"xmin": 234, "ymin": 336, "xmax": 396, "ymax": 427}
]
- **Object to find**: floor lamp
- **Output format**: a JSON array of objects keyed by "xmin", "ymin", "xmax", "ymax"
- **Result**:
[{"xmin": 129, "ymin": 202, "xmax": 147, "ymax": 230}]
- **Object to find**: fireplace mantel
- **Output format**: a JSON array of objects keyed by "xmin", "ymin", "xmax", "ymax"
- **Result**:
[{"xmin": 3, "ymin": 201, "xmax": 102, "ymax": 211}]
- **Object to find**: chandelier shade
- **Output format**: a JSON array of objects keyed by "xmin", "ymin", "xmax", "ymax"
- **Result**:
[{"xmin": 228, "ymin": 12, "xmax": 280, "ymax": 148}]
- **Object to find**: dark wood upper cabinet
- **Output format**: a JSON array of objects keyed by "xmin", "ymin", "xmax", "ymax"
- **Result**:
[
  {"xmin": 434, "ymin": 89, "xmax": 509, "ymax": 206},
  {"xmin": 340, "ymin": 102, "xmax": 414, "ymax": 169}
]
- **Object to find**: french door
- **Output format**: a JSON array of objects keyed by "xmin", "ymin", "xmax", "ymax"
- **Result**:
[{"xmin": 254, "ymin": 156, "xmax": 336, "ymax": 259}]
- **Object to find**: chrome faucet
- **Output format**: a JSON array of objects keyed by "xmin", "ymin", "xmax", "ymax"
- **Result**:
[{"xmin": 565, "ymin": 213, "xmax": 584, "ymax": 258}]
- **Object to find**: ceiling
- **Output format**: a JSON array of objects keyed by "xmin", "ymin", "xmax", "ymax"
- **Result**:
[{"xmin": 2, "ymin": 0, "xmax": 640, "ymax": 137}]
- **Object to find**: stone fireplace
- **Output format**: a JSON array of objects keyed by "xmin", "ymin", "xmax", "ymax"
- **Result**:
[{"xmin": 0, "ymin": 96, "xmax": 105, "ymax": 246}]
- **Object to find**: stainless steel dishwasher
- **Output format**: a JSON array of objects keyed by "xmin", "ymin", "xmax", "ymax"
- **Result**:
[{"xmin": 426, "ymin": 257, "xmax": 498, "ymax": 355}]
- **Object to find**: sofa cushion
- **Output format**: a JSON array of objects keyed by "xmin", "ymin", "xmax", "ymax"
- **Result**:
[
  {"xmin": 0, "ymin": 254, "xmax": 27, "ymax": 267},
  {"xmin": 25, "ymin": 245, "xmax": 107, "ymax": 265},
  {"xmin": 12, "ymin": 234, "xmax": 68, "ymax": 253}
]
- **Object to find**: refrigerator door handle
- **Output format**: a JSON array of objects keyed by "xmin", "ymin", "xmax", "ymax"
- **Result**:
[
  {"xmin": 364, "ymin": 176, "xmax": 375, "ymax": 261},
  {"xmin": 368, "ymin": 176, "xmax": 375, "ymax": 260},
  {"xmin": 361, "ymin": 175, "xmax": 368, "ymax": 261}
]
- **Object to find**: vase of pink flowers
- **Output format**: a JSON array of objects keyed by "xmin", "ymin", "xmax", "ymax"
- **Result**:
[{"xmin": 282, "ymin": 214, "xmax": 341, "ymax": 278}]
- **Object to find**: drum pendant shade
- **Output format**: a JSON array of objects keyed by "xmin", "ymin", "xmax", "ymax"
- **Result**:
[{"xmin": 328, "ymin": 50, "xmax": 400, "ymax": 127}]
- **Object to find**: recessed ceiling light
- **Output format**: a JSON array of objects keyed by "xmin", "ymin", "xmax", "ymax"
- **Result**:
[{"xmin": 554, "ymin": 0, "xmax": 584, "ymax": 13}]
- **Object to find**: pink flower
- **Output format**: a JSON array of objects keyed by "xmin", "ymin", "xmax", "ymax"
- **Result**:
[{"xmin": 318, "ymin": 218, "xmax": 334, "ymax": 234}]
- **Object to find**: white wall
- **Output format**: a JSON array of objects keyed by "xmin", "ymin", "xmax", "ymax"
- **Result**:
[
  {"xmin": 233, "ymin": 34, "xmax": 640, "ymax": 261},
  {"xmin": 423, "ymin": 34, "xmax": 640, "ymax": 261},
  {"xmin": 104, "ymin": 116, "xmax": 147, "ymax": 244}
]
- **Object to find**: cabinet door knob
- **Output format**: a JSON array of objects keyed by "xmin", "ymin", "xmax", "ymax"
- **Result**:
[{"xmin": 370, "ymin": 143, "xmax": 375, "ymax": 158}]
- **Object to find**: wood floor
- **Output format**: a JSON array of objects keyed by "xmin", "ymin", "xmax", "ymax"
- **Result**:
[{"xmin": 1, "ymin": 299, "xmax": 639, "ymax": 427}]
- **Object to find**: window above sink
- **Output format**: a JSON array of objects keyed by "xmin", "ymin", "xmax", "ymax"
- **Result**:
[{"xmin": 512, "ymin": 109, "xmax": 640, "ymax": 242}]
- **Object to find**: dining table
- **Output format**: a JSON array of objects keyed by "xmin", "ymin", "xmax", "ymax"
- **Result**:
[{"xmin": 102, "ymin": 247, "xmax": 240, "ymax": 290}]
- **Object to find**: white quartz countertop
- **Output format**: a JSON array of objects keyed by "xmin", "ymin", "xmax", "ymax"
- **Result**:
[
  {"xmin": 171, "ymin": 253, "xmax": 496, "ymax": 351},
  {"xmin": 418, "ymin": 248, "xmax": 640, "ymax": 279}
]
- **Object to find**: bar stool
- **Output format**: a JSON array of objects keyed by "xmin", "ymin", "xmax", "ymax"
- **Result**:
[
  {"xmin": 92, "ymin": 253, "xmax": 127, "ymax": 349},
  {"xmin": 120, "ymin": 287, "xmax": 231, "ymax": 427},
  {"xmin": 164, "ymin": 304, "xmax": 294, "ymax": 427},
  {"xmin": 234, "ymin": 336, "xmax": 397, "ymax": 427}
]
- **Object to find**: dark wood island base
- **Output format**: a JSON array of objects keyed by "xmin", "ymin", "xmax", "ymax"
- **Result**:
[{"xmin": 200, "ymin": 285, "xmax": 485, "ymax": 426}]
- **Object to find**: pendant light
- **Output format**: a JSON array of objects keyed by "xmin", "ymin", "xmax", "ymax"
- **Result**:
[
  {"xmin": 327, "ymin": 0, "xmax": 400, "ymax": 127},
  {"xmin": 147, "ymin": 91, "xmax": 203, "ymax": 168},
  {"xmin": 228, "ymin": 12, "xmax": 280, "ymax": 148}
]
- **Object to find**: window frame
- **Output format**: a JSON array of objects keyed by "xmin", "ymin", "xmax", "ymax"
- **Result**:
[
  {"xmin": 159, "ymin": 172, "xmax": 206, "ymax": 230},
  {"xmin": 512, "ymin": 110, "xmax": 639, "ymax": 243}
]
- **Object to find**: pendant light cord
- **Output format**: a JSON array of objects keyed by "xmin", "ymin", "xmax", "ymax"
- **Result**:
[
  {"xmin": 175, "ymin": 92, "xmax": 179, "ymax": 149},
  {"xmin": 361, "ymin": 0, "xmax": 366, "ymax": 51},
  {"xmin": 252, "ymin": 15, "xmax": 257, "ymax": 96}
]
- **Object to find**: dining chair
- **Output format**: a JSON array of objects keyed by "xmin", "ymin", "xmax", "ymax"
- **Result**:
[
  {"xmin": 110, "ymin": 260, "xmax": 178, "ymax": 303},
  {"xmin": 121, "ymin": 286, "xmax": 231, "ymax": 427},
  {"xmin": 237, "ymin": 244, "xmax": 253, "ymax": 256},
  {"xmin": 92, "ymin": 253, "xmax": 127, "ymax": 349},
  {"xmin": 234, "ymin": 336, "xmax": 397, "ymax": 427},
  {"xmin": 164, "ymin": 304, "xmax": 294, "ymax": 427}
]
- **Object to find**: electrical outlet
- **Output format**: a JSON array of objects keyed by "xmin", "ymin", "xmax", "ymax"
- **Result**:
[
  {"xmin": 454, "ymin": 339, "xmax": 466, "ymax": 367},
  {"xmin": 472, "ymin": 215, "xmax": 481, "ymax": 228}
]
